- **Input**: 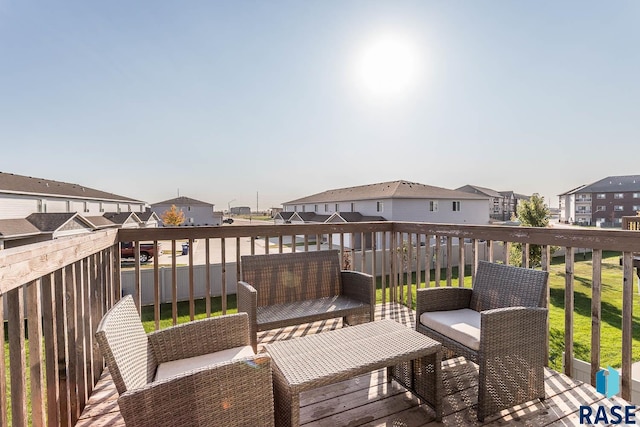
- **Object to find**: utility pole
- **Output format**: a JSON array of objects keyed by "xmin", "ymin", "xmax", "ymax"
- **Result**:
[{"xmin": 256, "ymin": 191, "xmax": 259, "ymax": 214}]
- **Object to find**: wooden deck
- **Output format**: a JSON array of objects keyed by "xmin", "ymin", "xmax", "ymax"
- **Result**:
[{"xmin": 77, "ymin": 303, "xmax": 633, "ymax": 426}]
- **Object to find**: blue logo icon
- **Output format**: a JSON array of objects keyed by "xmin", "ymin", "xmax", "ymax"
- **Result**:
[{"xmin": 596, "ymin": 366, "xmax": 620, "ymax": 398}]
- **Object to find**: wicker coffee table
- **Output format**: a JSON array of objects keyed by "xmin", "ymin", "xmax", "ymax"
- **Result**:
[{"xmin": 264, "ymin": 319, "xmax": 442, "ymax": 427}]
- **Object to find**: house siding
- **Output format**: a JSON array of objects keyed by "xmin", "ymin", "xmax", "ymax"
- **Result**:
[
  {"xmin": 151, "ymin": 203, "xmax": 221, "ymax": 226},
  {"xmin": 286, "ymin": 198, "xmax": 489, "ymax": 225},
  {"xmin": 0, "ymin": 195, "xmax": 38, "ymax": 218}
]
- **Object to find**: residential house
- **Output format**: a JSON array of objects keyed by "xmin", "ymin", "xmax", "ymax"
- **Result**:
[
  {"xmin": 0, "ymin": 171, "xmax": 148, "ymax": 248},
  {"xmin": 151, "ymin": 196, "xmax": 222, "ymax": 226},
  {"xmin": 456, "ymin": 185, "xmax": 529, "ymax": 221},
  {"xmin": 559, "ymin": 175, "xmax": 640, "ymax": 227},
  {"xmin": 282, "ymin": 180, "xmax": 489, "ymax": 248},
  {"xmin": 283, "ymin": 180, "xmax": 489, "ymax": 224}
]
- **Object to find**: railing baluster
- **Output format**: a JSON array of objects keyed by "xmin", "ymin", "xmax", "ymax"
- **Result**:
[
  {"xmin": 188, "ymin": 238, "xmax": 195, "ymax": 320},
  {"xmin": 564, "ymin": 247, "xmax": 575, "ymax": 377},
  {"xmin": 0, "ymin": 294, "xmax": 6, "ymax": 427},
  {"xmin": 458, "ymin": 238, "xmax": 465, "ymax": 287},
  {"xmin": 27, "ymin": 280, "xmax": 46, "ymax": 427},
  {"xmin": 381, "ymin": 232, "xmax": 386, "ymax": 304},
  {"xmin": 205, "ymin": 238, "xmax": 211, "ymax": 317},
  {"xmin": 154, "ymin": 241, "xmax": 161, "ymax": 328},
  {"xmin": 65, "ymin": 264, "xmax": 79, "ymax": 425},
  {"xmin": 42, "ymin": 272, "xmax": 60, "ymax": 427},
  {"xmin": 434, "ymin": 236, "xmax": 441, "ymax": 287},
  {"xmin": 622, "ymin": 251, "xmax": 634, "ymax": 401},
  {"xmin": 446, "ymin": 237, "xmax": 453, "ymax": 287},
  {"xmin": 590, "ymin": 249, "xmax": 602, "ymax": 385},
  {"xmin": 54, "ymin": 268, "xmax": 70, "ymax": 427},
  {"xmin": 7, "ymin": 287, "xmax": 27, "ymax": 426},
  {"xmin": 171, "ymin": 240, "xmax": 178, "ymax": 325},
  {"xmin": 221, "ymin": 237, "xmax": 227, "ymax": 314},
  {"xmin": 424, "ymin": 234, "xmax": 431, "ymax": 288}
]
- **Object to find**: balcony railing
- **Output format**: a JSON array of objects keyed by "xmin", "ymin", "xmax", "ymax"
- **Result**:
[{"xmin": 1, "ymin": 221, "xmax": 640, "ymax": 425}]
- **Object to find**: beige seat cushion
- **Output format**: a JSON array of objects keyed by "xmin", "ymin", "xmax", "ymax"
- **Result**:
[
  {"xmin": 155, "ymin": 345, "xmax": 255, "ymax": 381},
  {"xmin": 419, "ymin": 308, "xmax": 481, "ymax": 351}
]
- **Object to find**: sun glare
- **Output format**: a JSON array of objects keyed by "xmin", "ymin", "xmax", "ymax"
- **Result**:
[{"xmin": 354, "ymin": 34, "xmax": 421, "ymax": 99}]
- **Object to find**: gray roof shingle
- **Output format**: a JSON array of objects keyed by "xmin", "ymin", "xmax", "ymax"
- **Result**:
[
  {"xmin": 577, "ymin": 175, "xmax": 640, "ymax": 193},
  {"xmin": 284, "ymin": 180, "xmax": 488, "ymax": 204},
  {"xmin": 152, "ymin": 196, "xmax": 213, "ymax": 207},
  {"xmin": 0, "ymin": 171, "xmax": 143, "ymax": 202}
]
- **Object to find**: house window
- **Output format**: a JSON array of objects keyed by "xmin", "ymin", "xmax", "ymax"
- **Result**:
[
  {"xmin": 596, "ymin": 205, "xmax": 606, "ymax": 212},
  {"xmin": 597, "ymin": 194, "xmax": 606, "ymax": 199},
  {"xmin": 634, "ymin": 193, "xmax": 640, "ymax": 199},
  {"xmin": 429, "ymin": 201, "xmax": 438, "ymax": 212},
  {"xmin": 614, "ymin": 193, "xmax": 624, "ymax": 199},
  {"xmin": 302, "ymin": 205, "xmax": 306, "ymax": 212},
  {"xmin": 376, "ymin": 201, "xmax": 383, "ymax": 212},
  {"xmin": 294, "ymin": 206, "xmax": 297, "ymax": 212},
  {"xmin": 452, "ymin": 201, "xmax": 461, "ymax": 212},
  {"xmin": 66, "ymin": 200, "xmax": 71, "ymax": 212},
  {"xmin": 633, "ymin": 205, "xmax": 640, "ymax": 211},
  {"xmin": 350, "ymin": 203, "xmax": 354, "ymax": 212},
  {"xmin": 614, "ymin": 205, "xmax": 624, "ymax": 211},
  {"xmin": 83, "ymin": 201, "xmax": 89, "ymax": 212},
  {"xmin": 38, "ymin": 199, "xmax": 46, "ymax": 213},
  {"xmin": 324, "ymin": 203, "xmax": 328, "ymax": 212},
  {"xmin": 314, "ymin": 204, "xmax": 318, "ymax": 212},
  {"xmin": 100, "ymin": 202, "xmax": 105, "ymax": 212},
  {"xmin": 335, "ymin": 203, "xmax": 339, "ymax": 212}
]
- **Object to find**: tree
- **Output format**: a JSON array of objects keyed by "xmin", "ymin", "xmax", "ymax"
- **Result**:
[
  {"xmin": 160, "ymin": 204, "xmax": 185, "ymax": 226},
  {"xmin": 509, "ymin": 193, "xmax": 550, "ymax": 267}
]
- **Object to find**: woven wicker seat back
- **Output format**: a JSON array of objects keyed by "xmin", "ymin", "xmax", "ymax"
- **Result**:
[
  {"xmin": 241, "ymin": 250, "xmax": 342, "ymax": 306},
  {"xmin": 469, "ymin": 261, "xmax": 548, "ymax": 312},
  {"xmin": 95, "ymin": 295, "xmax": 157, "ymax": 395}
]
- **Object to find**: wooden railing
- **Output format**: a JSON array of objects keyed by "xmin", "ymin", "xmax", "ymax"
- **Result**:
[
  {"xmin": 2, "ymin": 221, "xmax": 640, "ymax": 425},
  {"xmin": 0, "ymin": 230, "xmax": 119, "ymax": 427}
]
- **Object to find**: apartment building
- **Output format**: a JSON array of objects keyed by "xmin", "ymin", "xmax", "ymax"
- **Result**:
[{"xmin": 558, "ymin": 175, "xmax": 640, "ymax": 227}]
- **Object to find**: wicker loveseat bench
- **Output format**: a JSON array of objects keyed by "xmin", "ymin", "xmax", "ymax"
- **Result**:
[{"xmin": 238, "ymin": 249, "xmax": 375, "ymax": 351}]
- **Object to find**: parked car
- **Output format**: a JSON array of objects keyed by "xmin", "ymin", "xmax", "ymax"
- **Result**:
[{"xmin": 120, "ymin": 242, "xmax": 159, "ymax": 263}]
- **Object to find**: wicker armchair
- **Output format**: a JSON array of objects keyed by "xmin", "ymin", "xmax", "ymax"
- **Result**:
[
  {"xmin": 415, "ymin": 261, "xmax": 549, "ymax": 421},
  {"xmin": 95, "ymin": 295, "xmax": 274, "ymax": 427}
]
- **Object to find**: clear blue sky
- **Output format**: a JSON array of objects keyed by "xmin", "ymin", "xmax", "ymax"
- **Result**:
[{"xmin": 1, "ymin": 1, "xmax": 638, "ymax": 210}]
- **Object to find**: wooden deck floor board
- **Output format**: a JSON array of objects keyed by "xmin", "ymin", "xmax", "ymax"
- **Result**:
[{"xmin": 78, "ymin": 303, "xmax": 630, "ymax": 426}]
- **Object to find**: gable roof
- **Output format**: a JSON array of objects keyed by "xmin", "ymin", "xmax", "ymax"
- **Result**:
[
  {"xmin": 284, "ymin": 180, "xmax": 488, "ymax": 204},
  {"xmin": 152, "ymin": 196, "xmax": 213, "ymax": 207},
  {"xmin": 0, "ymin": 171, "xmax": 143, "ymax": 203},
  {"xmin": 103, "ymin": 212, "xmax": 142, "ymax": 225},
  {"xmin": 137, "ymin": 211, "xmax": 161, "ymax": 222},
  {"xmin": 26, "ymin": 213, "xmax": 79, "ymax": 232},
  {"xmin": 577, "ymin": 175, "xmax": 640, "ymax": 193}
]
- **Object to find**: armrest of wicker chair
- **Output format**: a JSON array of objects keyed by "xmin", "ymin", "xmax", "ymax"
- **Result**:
[
  {"xmin": 479, "ymin": 306, "xmax": 548, "ymax": 354},
  {"xmin": 341, "ymin": 270, "xmax": 375, "ymax": 320},
  {"xmin": 118, "ymin": 355, "xmax": 274, "ymax": 427},
  {"xmin": 416, "ymin": 287, "xmax": 473, "ymax": 316},
  {"xmin": 237, "ymin": 281, "xmax": 258, "ymax": 352},
  {"xmin": 148, "ymin": 312, "xmax": 251, "ymax": 364}
]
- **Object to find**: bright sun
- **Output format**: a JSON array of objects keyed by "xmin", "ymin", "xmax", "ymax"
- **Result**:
[{"xmin": 354, "ymin": 34, "xmax": 420, "ymax": 99}]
